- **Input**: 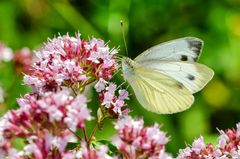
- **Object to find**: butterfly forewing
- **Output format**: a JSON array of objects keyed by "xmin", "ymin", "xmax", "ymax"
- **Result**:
[
  {"xmin": 134, "ymin": 37, "xmax": 203, "ymax": 63},
  {"xmin": 129, "ymin": 68, "xmax": 194, "ymax": 114}
]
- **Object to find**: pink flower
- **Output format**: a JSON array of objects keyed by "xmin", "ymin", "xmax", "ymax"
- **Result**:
[
  {"xmin": 64, "ymin": 94, "xmax": 92, "ymax": 131},
  {"xmin": 215, "ymin": 122, "xmax": 240, "ymax": 158},
  {"xmin": 0, "ymin": 112, "xmax": 19, "ymax": 158},
  {"xmin": 44, "ymin": 132, "xmax": 74, "ymax": 152},
  {"xmin": 118, "ymin": 89, "xmax": 129, "ymax": 100},
  {"xmin": 177, "ymin": 123, "xmax": 240, "ymax": 159},
  {"xmin": 113, "ymin": 116, "xmax": 172, "ymax": 159},
  {"xmin": 94, "ymin": 78, "xmax": 107, "ymax": 92},
  {"xmin": 24, "ymin": 33, "xmax": 118, "ymax": 92},
  {"xmin": 73, "ymin": 141, "xmax": 115, "ymax": 159},
  {"xmin": 18, "ymin": 131, "xmax": 76, "ymax": 159},
  {"xmin": 218, "ymin": 130, "xmax": 229, "ymax": 149},
  {"xmin": 13, "ymin": 47, "xmax": 33, "ymax": 74},
  {"xmin": 177, "ymin": 147, "xmax": 192, "ymax": 159},
  {"xmin": 192, "ymin": 136, "xmax": 206, "ymax": 154},
  {"xmin": 0, "ymin": 43, "xmax": 13, "ymax": 62},
  {"xmin": 177, "ymin": 136, "xmax": 215, "ymax": 159},
  {"xmin": 96, "ymin": 80, "xmax": 129, "ymax": 117},
  {"xmin": 1, "ymin": 89, "xmax": 91, "ymax": 140},
  {"xmin": 0, "ymin": 89, "xmax": 93, "ymax": 158}
]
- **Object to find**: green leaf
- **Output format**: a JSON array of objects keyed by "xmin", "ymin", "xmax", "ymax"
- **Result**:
[{"xmin": 66, "ymin": 142, "xmax": 80, "ymax": 150}]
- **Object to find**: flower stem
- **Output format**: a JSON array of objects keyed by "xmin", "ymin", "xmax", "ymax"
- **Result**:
[
  {"xmin": 78, "ymin": 77, "xmax": 96, "ymax": 94},
  {"xmin": 87, "ymin": 123, "xmax": 98, "ymax": 146},
  {"xmin": 68, "ymin": 127, "xmax": 82, "ymax": 140},
  {"xmin": 70, "ymin": 85, "xmax": 77, "ymax": 96},
  {"xmin": 82, "ymin": 127, "xmax": 88, "ymax": 145}
]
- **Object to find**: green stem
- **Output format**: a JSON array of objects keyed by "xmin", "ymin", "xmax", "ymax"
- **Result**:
[
  {"xmin": 68, "ymin": 127, "xmax": 82, "ymax": 140},
  {"xmin": 78, "ymin": 77, "xmax": 96, "ymax": 94},
  {"xmin": 82, "ymin": 127, "xmax": 88, "ymax": 145},
  {"xmin": 85, "ymin": 77, "xmax": 96, "ymax": 85},
  {"xmin": 70, "ymin": 85, "xmax": 77, "ymax": 96},
  {"xmin": 87, "ymin": 123, "xmax": 98, "ymax": 146}
]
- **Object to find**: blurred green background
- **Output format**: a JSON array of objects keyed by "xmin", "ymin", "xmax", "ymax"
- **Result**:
[{"xmin": 1, "ymin": 0, "xmax": 240, "ymax": 156}]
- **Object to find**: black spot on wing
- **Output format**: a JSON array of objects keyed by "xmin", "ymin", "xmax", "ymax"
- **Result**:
[
  {"xmin": 186, "ymin": 38, "xmax": 203, "ymax": 56},
  {"xmin": 187, "ymin": 74, "xmax": 195, "ymax": 81},
  {"xmin": 181, "ymin": 55, "xmax": 188, "ymax": 61}
]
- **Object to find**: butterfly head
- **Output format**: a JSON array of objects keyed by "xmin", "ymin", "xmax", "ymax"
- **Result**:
[{"xmin": 121, "ymin": 57, "xmax": 137, "ymax": 80}]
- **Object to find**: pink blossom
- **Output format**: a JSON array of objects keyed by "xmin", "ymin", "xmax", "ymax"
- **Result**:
[
  {"xmin": 96, "ymin": 81, "xmax": 129, "ymax": 117},
  {"xmin": 113, "ymin": 116, "xmax": 172, "ymax": 159},
  {"xmin": 64, "ymin": 94, "xmax": 92, "ymax": 131},
  {"xmin": 177, "ymin": 147, "xmax": 192, "ymax": 159},
  {"xmin": 24, "ymin": 33, "xmax": 118, "ymax": 92},
  {"xmin": 94, "ymin": 78, "xmax": 107, "ymax": 92},
  {"xmin": 118, "ymin": 89, "xmax": 129, "ymax": 100},
  {"xmin": 44, "ymin": 132, "xmax": 73, "ymax": 152},
  {"xmin": 17, "ymin": 131, "xmax": 76, "ymax": 159},
  {"xmin": 0, "ymin": 43, "xmax": 13, "ymax": 62},
  {"xmin": 13, "ymin": 47, "xmax": 33, "ymax": 74},
  {"xmin": 215, "ymin": 123, "xmax": 240, "ymax": 158},
  {"xmin": 218, "ymin": 130, "xmax": 229, "ymax": 149},
  {"xmin": 177, "ymin": 136, "xmax": 215, "ymax": 159},
  {"xmin": 1, "ymin": 90, "xmax": 91, "ymax": 140},
  {"xmin": 192, "ymin": 136, "xmax": 206, "ymax": 154},
  {"xmin": 177, "ymin": 123, "xmax": 240, "ymax": 159},
  {"xmin": 0, "ymin": 89, "xmax": 93, "ymax": 158},
  {"xmin": 0, "ymin": 112, "xmax": 19, "ymax": 158},
  {"xmin": 72, "ymin": 141, "xmax": 115, "ymax": 159}
]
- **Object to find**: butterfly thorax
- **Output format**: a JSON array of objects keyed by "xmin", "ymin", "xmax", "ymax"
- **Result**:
[{"xmin": 121, "ymin": 57, "xmax": 137, "ymax": 81}]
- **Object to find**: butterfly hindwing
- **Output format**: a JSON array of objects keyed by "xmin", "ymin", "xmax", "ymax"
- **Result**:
[
  {"xmin": 134, "ymin": 37, "xmax": 203, "ymax": 63},
  {"xmin": 129, "ymin": 68, "xmax": 194, "ymax": 114}
]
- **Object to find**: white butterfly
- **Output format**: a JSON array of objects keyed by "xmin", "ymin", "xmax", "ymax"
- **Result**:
[{"xmin": 121, "ymin": 37, "xmax": 214, "ymax": 114}]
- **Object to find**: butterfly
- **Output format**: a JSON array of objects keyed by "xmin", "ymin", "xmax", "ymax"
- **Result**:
[{"xmin": 121, "ymin": 37, "xmax": 214, "ymax": 114}]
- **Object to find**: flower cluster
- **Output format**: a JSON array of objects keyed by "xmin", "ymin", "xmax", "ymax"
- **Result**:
[
  {"xmin": 113, "ymin": 116, "xmax": 172, "ymax": 159},
  {"xmin": 0, "ymin": 89, "xmax": 92, "ymax": 158},
  {"xmin": 0, "ymin": 43, "xmax": 13, "ymax": 62},
  {"xmin": 0, "ymin": 114, "xmax": 16, "ymax": 158},
  {"xmin": 3, "ymin": 89, "xmax": 91, "ymax": 139},
  {"xmin": 70, "ymin": 141, "xmax": 114, "ymax": 159},
  {"xmin": 177, "ymin": 123, "xmax": 240, "ymax": 159},
  {"xmin": 215, "ymin": 123, "xmax": 240, "ymax": 158},
  {"xmin": 16, "ymin": 131, "xmax": 76, "ymax": 158},
  {"xmin": 24, "ymin": 33, "xmax": 118, "ymax": 92},
  {"xmin": 13, "ymin": 47, "xmax": 33, "ymax": 74},
  {"xmin": 95, "ymin": 78, "xmax": 129, "ymax": 118},
  {"xmin": 177, "ymin": 136, "xmax": 215, "ymax": 159}
]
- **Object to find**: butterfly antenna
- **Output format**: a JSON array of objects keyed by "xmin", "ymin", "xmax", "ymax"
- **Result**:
[
  {"xmin": 120, "ymin": 20, "xmax": 128, "ymax": 57},
  {"xmin": 116, "ymin": 81, "xmax": 127, "ymax": 90},
  {"xmin": 126, "ymin": 83, "xmax": 130, "ymax": 90},
  {"xmin": 110, "ymin": 69, "xmax": 121, "ymax": 81}
]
